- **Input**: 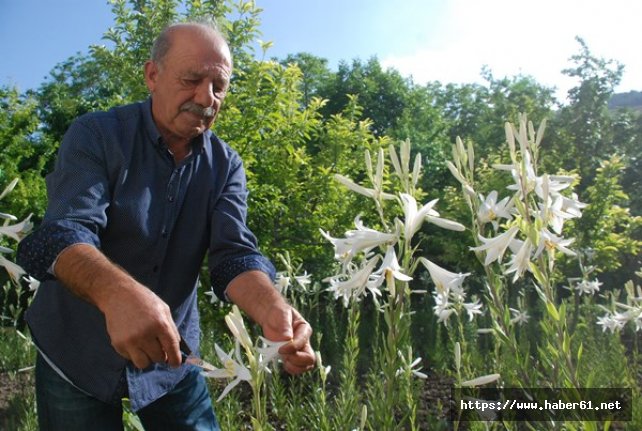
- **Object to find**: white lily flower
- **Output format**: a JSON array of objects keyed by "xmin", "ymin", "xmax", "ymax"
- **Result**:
[
  {"xmin": 0, "ymin": 212, "xmax": 18, "ymax": 221},
  {"xmin": 420, "ymin": 258, "xmax": 470, "ymax": 296},
  {"xmin": 0, "ymin": 255, "xmax": 26, "ymax": 284},
  {"xmin": 204, "ymin": 287, "xmax": 219, "ymax": 304},
  {"xmin": 446, "ymin": 161, "xmax": 467, "ymax": 185},
  {"xmin": 224, "ymin": 306, "xmax": 253, "ymax": 350},
  {"xmin": 202, "ymin": 342, "xmax": 252, "ymax": 402},
  {"xmin": 0, "ymin": 214, "xmax": 33, "ymax": 241},
  {"xmin": 412, "ymin": 153, "xmax": 422, "ymax": 188},
  {"xmin": 612, "ymin": 308, "xmax": 639, "ymax": 325},
  {"xmin": 470, "ymin": 225, "xmax": 519, "ymax": 266},
  {"xmin": 492, "ymin": 163, "xmax": 517, "ymax": 172},
  {"xmin": 399, "ymin": 193, "xmax": 466, "ymax": 234},
  {"xmin": 503, "ymin": 152, "xmax": 538, "ymax": 197},
  {"xmin": 463, "ymin": 299, "xmax": 483, "ymax": 322},
  {"xmin": 369, "ymin": 246, "xmax": 412, "ymax": 290},
  {"xmin": 0, "ymin": 245, "xmax": 14, "ymax": 254},
  {"xmin": 538, "ymin": 175, "xmax": 575, "ymax": 199},
  {"xmin": 320, "ymin": 216, "xmax": 397, "ymax": 262},
  {"xmin": 395, "ymin": 356, "xmax": 428, "ymax": 379},
  {"xmin": 573, "ymin": 279, "xmax": 602, "ymax": 296},
  {"xmin": 448, "ymin": 280, "xmax": 467, "ymax": 303},
  {"xmin": 597, "ymin": 314, "xmax": 624, "ymax": 333},
  {"xmin": 0, "ymin": 178, "xmax": 19, "ymax": 200},
  {"xmin": 23, "ymin": 275, "xmax": 40, "ymax": 292},
  {"xmin": 559, "ymin": 193, "xmax": 587, "ymax": 218},
  {"xmin": 541, "ymin": 195, "xmax": 576, "ymax": 235},
  {"xmin": 294, "ymin": 272, "xmax": 312, "ymax": 290},
  {"xmin": 533, "ymin": 228, "xmax": 576, "ymax": 258},
  {"xmin": 315, "ymin": 351, "xmax": 332, "ymax": 379},
  {"xmin": 460, "ymin": 373, "xmax": 501, "ymax": 387},
  {"xmin": 509, "ymin": 308, "xmax": 530, "ymax": 325},
  {"xmin": 326, "ymin": 257, "xmax": 381, "ymax": 307},
  {"xmin": 435, "ymin": 306, "xmax": 456, "ymax": 325},
  {"xmin": 477, "ymin": 191, "xmax": 513, "ymax": 230},
  {"xmin": 504, "ymin": 238, "xmax": 533, "ymax": 282},
  {"xmin": 425, "ymin": 213, "xmax": 466, "ymax": 232},
  {"xmin": 274, "ymin": 273, "xmax": 291, "ymax": 295},
  {"xmin": 433, "ymin": 292, "xmax": 456, "ymax": 324},
  {"xmin": 257, "ymin": 337, "xmax": 288, "ymax": 367},
  {"xmin": 399, "ymin": 193, "xmax": 440, "ymax": 241},
  {"xmin": 334, "ymin": 174, "xmax": 396, "ymax": 201},
  {"xmin": 463, "ymin": 184, "xmax": 477, "ymax": 199}
]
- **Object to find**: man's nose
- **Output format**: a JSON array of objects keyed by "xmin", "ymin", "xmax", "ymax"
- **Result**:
[{"xmin": 194, "ymin": 81, "xmax": 215, "ymax": 108}]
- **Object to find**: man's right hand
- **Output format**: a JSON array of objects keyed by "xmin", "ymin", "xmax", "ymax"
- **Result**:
[
  {"xmin": 54, "ymin": 244, "xmax": 182, "ymax": 369},
  {"xmin": 102, "ymin": 283, "xmax": 182, "ymax": 369}
]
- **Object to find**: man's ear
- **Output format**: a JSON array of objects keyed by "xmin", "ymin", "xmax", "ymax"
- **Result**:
[{"xmin": 144, "ymin": 60, "xmax": 158, "ymax": 92}]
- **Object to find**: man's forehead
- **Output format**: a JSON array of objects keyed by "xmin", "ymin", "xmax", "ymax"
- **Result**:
[{"xmin": 168, "ymin": 24, "xmax": 229, "ymax": 56}]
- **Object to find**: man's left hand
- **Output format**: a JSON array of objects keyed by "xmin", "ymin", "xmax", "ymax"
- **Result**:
[
  {"xmin": 225, "ymin": 270, "xmax": 316, "ymax": 374},
  {"xmin": 261, "ymin": 305, "xmax": 315, "ymax": 375}
]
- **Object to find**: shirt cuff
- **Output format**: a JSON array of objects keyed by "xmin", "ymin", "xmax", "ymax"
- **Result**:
[
  {"xmin": 210, "ymin": 254, "xmax": 276, "ymax": 301},
  {"xmin": 17, "ymin": 220, "xmax": 101, "ymax": 281}
]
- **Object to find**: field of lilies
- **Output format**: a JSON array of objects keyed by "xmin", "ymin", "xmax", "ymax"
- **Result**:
[{"xmin": 1, "ymin": 115, "xmax": 640, "ymax": 430}]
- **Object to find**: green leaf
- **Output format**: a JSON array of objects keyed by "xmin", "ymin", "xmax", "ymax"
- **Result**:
[{"xmin": 545, "ymin": 301, "xmax": 560, "ymax": 322}]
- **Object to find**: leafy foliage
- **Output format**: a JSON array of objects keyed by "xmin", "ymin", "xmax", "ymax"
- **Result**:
[
  {"xmin": 0, "ymin": 87, "xmax": 48, "ymax": 219},
  {"xmin": 574, "ymin": 156, "xmax": 642, "ymax": 274},
  {"xmin": 2, "ymin": 1, "xmax": 642, "ymax": 428}
]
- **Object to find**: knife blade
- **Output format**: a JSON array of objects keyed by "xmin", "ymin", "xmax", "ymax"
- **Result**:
[{"xmin": 179, "ymin": 337, "xmax": 218, "ymax": 372}]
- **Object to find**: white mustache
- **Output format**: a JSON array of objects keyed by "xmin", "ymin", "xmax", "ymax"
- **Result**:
[{"xmin": 180, "ymin": 102, "xmax": 215, "ymax": 118}]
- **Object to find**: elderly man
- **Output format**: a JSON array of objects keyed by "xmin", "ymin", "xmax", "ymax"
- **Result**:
[{"xmin": 17, "ymin": 20, "xmax": 315, "ymax": 430}]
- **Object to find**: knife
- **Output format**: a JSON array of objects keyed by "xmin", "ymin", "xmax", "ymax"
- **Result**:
[{"xmin": 179, "ymin": 337, "xmax": 218, "ymax": 372}]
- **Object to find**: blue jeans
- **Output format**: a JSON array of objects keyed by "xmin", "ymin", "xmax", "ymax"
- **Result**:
[{"xmin": 35, "ymin": 353, "xmax": 220, "ymax": 431}]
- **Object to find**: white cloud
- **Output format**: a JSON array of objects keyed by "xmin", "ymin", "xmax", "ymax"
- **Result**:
[{"xmin": 381, "ymin": 0, "xmax": 642, "ymax": 99}]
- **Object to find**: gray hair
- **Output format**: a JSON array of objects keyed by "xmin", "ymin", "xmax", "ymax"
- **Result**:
[{"xmin": 150, "ymin": 18, "xmax": 229, "ymax": 65}]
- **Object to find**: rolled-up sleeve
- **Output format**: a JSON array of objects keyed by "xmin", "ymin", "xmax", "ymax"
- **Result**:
[
  {"xmin": 17, "ymin": 220, "xmax": 101, "ymax": 280},
  {"xmin": 210, "ymin": 254, "xmax": 276, "ymax": 300},
  {"xmin": 17, "ymin": 117, "xmax": 111, "ymax": 280}
]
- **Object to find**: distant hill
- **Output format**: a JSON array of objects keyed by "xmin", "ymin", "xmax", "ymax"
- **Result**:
[{"xmin": 609, "ymin": 90, "xmax": 642, "ymax": 111}]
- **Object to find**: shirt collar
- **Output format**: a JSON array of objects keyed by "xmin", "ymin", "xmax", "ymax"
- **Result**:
[{"xmin": 143, "ymin": 97, "xmax": 208, "ymax": 155}]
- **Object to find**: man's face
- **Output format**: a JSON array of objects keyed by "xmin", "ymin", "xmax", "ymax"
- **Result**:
[{"xmin": 144, "ymin": 26, "xmax": 232, "ymax": 143}]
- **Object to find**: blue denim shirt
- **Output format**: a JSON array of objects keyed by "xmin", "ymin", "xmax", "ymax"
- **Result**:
[{"xmin": 17, "ymin": 98, "xmax": 275, "ymax": 411}]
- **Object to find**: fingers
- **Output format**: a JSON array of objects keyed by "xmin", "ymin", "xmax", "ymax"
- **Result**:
[
  {"xmin": 158, "ymin": 334, "xmax": 182, "ymax": 368},
  {"xmin": 128, "ymin": 348, "xmax": 151, "ymax": 370},
  {"xmin": 157, "ymin": 306, "xmax": 182, "ymax": 367},
  {"xmin": 278, "ymin": 311, "xmax": 313, "ymax": 355},
  {"xmin": 104, "ymin": 284, "xmax": 181, "ymax": 369},
  {"xmin": 281, "ymin": 342, "xmax": 316, "ymax": 375},
  {"xmin": 112, "ymin": 330, "xmax": 180, "ymax": 369},
  {"xmin": 276, "ymin": 308, "xmax": 316, "ymax": 375}
]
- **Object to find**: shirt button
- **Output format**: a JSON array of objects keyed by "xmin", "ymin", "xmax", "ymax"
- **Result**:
[{"xmin": 168, "ymin": 195, "xmax": 175, "ymax": 202}]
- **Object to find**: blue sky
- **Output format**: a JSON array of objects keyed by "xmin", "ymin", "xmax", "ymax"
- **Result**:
[{"xmin": 1, "ymin": 0, "xmax": 641, "ymax": 101}]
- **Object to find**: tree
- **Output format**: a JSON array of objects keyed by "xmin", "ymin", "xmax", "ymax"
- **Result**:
[
  {"xmin": 435, "ymin": 68, "xmax": 556, "ymax": 160},
  {"xmin": 548, "ymin": 37, "xmax": 624, "ymax": 185},
  {"xmin": 10, "ymin": 0, "xmax": 383, "ymax": 276},
  {"xmin": 0, "ymin": 86, "xmax": 49, "ymax": 218},
  {"xmin": 280, "ymin": 53, "xmax": 333, "ymax": 107},
  {"xmin": 318, "ymin": 57, "xmax": 411, "ymax": 137},
  {"xmin": 572, "ymin": 156, "xmax": 641, "ymax": 282}
]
